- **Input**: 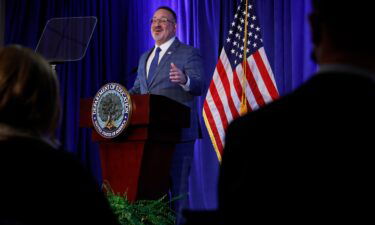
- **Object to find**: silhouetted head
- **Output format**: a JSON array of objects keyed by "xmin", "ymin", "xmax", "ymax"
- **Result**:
[
  {"xmin": 310, "ymin": 0, "xmax": 375, "ymax": 64},
  {"xmin": 0, "ymin": 45, "xmax": 60, "ymax": 137}
]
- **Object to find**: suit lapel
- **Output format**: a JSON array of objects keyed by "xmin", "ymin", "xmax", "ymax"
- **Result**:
[
  {"xmin": 141, "ymin": 48, "xmax": 154, "ymax": 88},
  {"xmin": 148, "ymin": 38, "xmax": 181, "ymax": 86}
]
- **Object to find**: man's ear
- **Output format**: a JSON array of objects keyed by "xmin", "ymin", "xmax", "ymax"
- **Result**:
[{"xmin": 309, "ymin": 13, "xmax": 322, "ymax": 46}]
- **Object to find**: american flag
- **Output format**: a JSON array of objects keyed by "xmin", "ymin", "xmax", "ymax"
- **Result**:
[{"xmin": 203, "ymin": 0, "xmax": 279, "ymax": 161}]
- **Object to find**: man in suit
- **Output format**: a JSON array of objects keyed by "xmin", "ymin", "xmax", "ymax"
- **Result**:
[
  {"xmin": 219, "ymin": 0, "xmax": 375, "ymax": 223},
  {"xmin": 129, "ymin": 6, "xmax": 203, "ymax": 225}
]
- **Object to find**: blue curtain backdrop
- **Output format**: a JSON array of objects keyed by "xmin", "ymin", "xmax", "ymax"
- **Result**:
[{"xmin": 4, "ymin": 0, "xmax": 316, "ymax": 210}]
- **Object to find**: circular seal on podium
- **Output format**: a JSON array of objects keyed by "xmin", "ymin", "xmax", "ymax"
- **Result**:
[{"xmin": 91, "ymin": 83, "xmax": 132, "ymax": 138}]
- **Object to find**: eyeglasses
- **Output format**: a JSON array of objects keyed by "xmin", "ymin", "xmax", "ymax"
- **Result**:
[{"xmin": 150, "ymin": 18, "xmax": 175, "ymax": 25}]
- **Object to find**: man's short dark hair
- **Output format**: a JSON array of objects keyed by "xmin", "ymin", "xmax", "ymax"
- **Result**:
[
  {"xmin": 156, "ymin": 6, "xmax": 177, "ymax": 23},
  {"xmin": 312, "ymin": 0, "xmax": 375, "ymax": 54}
]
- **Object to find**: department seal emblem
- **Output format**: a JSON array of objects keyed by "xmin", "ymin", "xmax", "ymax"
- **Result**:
[{"xmin": 91, "ymin": 83, "xmax": 132, "ymax": 138}]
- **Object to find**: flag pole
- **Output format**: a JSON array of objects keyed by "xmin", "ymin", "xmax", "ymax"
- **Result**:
[{"xmin": 240, "ymin": 0, "xmax": 249, "ymax": 115}]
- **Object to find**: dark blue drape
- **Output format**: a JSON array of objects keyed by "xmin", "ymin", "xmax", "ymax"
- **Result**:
[{"xmin": 5, "ymin": 0, "xmax": 316, "ymax": 210}]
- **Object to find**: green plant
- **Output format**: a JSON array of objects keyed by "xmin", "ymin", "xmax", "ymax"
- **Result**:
[{"xmin": 104, "ymin": 183, "xmax": 176, "ymax": 225}]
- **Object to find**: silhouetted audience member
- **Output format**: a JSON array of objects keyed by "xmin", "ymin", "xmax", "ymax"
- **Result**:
[
  {"xmin": 219, "ymin": 0, "xmax": 375, "ymax": 223},
  {"xmin": 0, "ymin": 46, "xmax": 119, "ymax": 225}
]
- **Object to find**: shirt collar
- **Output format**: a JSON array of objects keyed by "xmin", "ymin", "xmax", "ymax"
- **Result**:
[
  {"xmin": 317, "ymin": 64, "xmax": 375, "ymax": 82},
  {"xmin": 155, "ymin": 36, "xmax": 176, "ymax": 53}
]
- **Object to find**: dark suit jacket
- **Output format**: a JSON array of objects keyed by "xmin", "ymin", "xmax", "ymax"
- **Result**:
[
  {"xmin": 129, "ymin": 38, "xmax": 203, "ymax": 141},
  {"xmin": 0, "ymin": 136, "xmax": 119, "ymax": 225},
  {"xmin": 219, "ymin": 71, "xmax": 375, "ymax": 223}
]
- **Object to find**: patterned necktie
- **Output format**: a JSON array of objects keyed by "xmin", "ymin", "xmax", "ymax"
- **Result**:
[{"xmin": 147, "ymin": 47, "xmax": 162, "ymax": 85}]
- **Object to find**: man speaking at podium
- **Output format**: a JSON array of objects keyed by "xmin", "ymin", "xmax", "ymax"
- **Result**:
[{"xmin": 129, "ymin": 6, "xmax": 203, "ymax": 225}]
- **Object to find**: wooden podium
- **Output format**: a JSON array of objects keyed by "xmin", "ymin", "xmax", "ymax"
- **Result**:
[{"xmin": 79, "ymin": 94, "xmax": 189, "ymax": 201}]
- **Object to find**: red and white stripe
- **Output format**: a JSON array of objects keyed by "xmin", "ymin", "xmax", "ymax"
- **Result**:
[{"xmin": 203, "ymin": 47, "xmax": 279, "ymax": 161}]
